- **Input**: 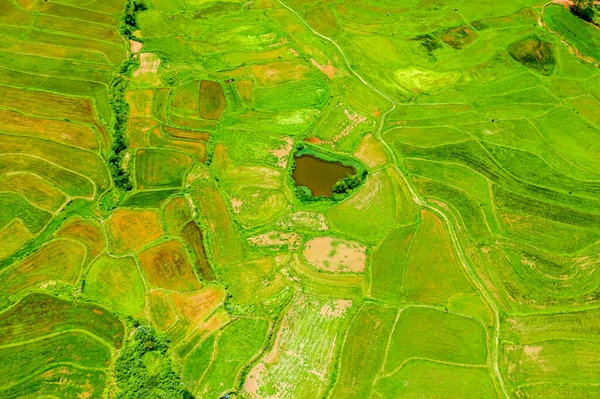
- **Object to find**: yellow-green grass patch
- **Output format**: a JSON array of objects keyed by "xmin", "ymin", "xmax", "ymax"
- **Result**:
[
  {"xmin": 0, "ymin": 239, "xmax": 85, "ymax": 306},
  {"xmin": 199, "ymin": 80, "xmax": 227, "ymax": 120},
  {"xmin": 370, "ymin": 225, "xmax": 417, "ymax": 303},
  {"xmin": 385, "ymin": 307, "xmax": 487, "ymax": 373},
  {"xmin": 0, "ymin": 332, "xmax": 112, "ymax": 388},
  {"xmin": 0, "ymin": 109, "xmax": 100, "ymax": 150},
  {"xmin": 126, "ymin": 89, "xmax": 155, "ymax": 118},
  {"xmin": 0, "ymin": 219, "xmax": 32, "ymax": 261},
  {"xmin": 501, "ymin": 340, "xmax": 600, "ymax": 389},
  {"xmin": 0, "ymin": 172, "xmax": 65, "ymax": 212},
  {"xmin": 0, "ymin": 292, "xmax": 124, "ymax": 348},
  {"xmin": 135, "ymin": 148, "xmax": 193, "ymax": 189},
  {"xmin": 149, "ymin": 126, "xmax": 207, "ymax": 161},
  {"xmin": 290, "ymin": 254, "xmax": 364, "ymax": 298},
  {"xmin": 0, "ymin": 192, "xmax": 51, "ymax": 234},
  {"xmin": 55, "ymin": 217, "xmax": 105, "ymax": 263},
  {"xmin": 0, "ymin": 154, "xmax": 95, "ymax": 200},
  {"xmin": 354, "ymin": 133, "xmax": 389, "ymax": 168},
  {"xmin": 0, "ymin": 365, "xmax": 107, "ymax": 399},
  {"xmin": 170, "ymin": 80, "xmax": 200, "ymax": 118},
  {"xmin": 188, "ymin": 169, "xmax": 244, "ymax": 265},
  {"xmin": 0, "ymin": 134, "xmax": 109, "ymax": 190},
  {"xmin": 107, "ymin": 208, "xmax": 163, "ymax": 255},
  {"xmin": 219, "ymin": 257, "xmax": 287, "ymax": 304},
  {"xmin": 403, "ymin": 210, "xmax": 475, "ymax": 305},
  {"xmin": 195, "ymin": 318, "xmax": 269, "ymax": 398},
  {"xmin": 35, "ymin": 1, "xmax": 117, "ymax": 26},
  {"xmin": 148, "ymin": 290, "xmax": 178, "ymax": 331},
  {"xmin": 385, "ymin": 126, "xmax": 470, "ymax": 148},
  {"xmin": 326, "ymin": 169, "xmax": 397, "ymax": 242},
  {"xmin": 34, "ymin": 14, "xmax": 122, "ymax": 44},
  {"xmin": 329, "ymin": 303, "xmax": 397, "ymax": 398},
  {"xmin": 163, "ymin": 196, "xmax": 193, "ymax": 236},
  {"xmin": 503, "ymin": 308, "xmax": 600, "ymax": 344},
  {"xmin": 374, "ymin": 360, "xmax": 497, "ymax": 399},
  {"xmin": 85, "ymin": 255, "xmax": 146, "ymax": 316},
  {"xmin": 162, "ymin": 125, "xmax": 210, "ymax": 142}
]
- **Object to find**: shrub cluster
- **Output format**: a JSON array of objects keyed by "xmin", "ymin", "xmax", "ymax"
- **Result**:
[
  {"xmin": 570, "ymin": 0, "xmax": 599, "ymax": 23},
  {"xmin": 114, "ymin": 326, "xmax": 195, "ymax": 399},
  {"xmin": 332, "ymin": 173, "xmax": 364, "ymax": 194},
  {"xmin": 121, "ymin": 0, "xmax": 148, "ymax": 39},
  {"xmin": 107, "ymin": 0, "xmax": 148, "ymax": 191},
  {"xmin": 107, "ymin": 61, "xmax": 136, "ymax": 191}
]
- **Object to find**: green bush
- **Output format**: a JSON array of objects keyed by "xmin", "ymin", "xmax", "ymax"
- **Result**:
[
  {"xmin": 333, "ymin": 174, "xmax": 363, "ymax": 194},
  {"xmin": 114, "ymin": 326, "xmax": 195, "ymax": 399}
]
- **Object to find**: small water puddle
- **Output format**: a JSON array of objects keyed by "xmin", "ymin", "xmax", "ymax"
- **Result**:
[{"xmin": 292, "ymin": 154, "xmax": 356, "ymax": 197}]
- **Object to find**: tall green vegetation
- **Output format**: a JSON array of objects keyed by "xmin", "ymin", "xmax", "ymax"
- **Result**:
[
  {"xmin": 571, "ymin": 0, "xmax": 597, "ymax": 22},
  {"xmin": 114, "ymin": 325, "xmax": 195, "ymax": 399},
  {"xmin": 107, "ymin": 0, "xmax": 147, "ymax": 191}
]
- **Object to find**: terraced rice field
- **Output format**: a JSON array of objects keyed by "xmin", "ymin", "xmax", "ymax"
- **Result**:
[{"xmin": 1, "ymin": 0, "xmax": 600, "ymax": 398}]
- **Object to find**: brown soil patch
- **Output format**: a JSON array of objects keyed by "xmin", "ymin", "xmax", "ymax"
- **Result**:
[
  {"xmin": 236, "ymin": 79, "xmax": 253, "ymax": 101},
  {"xmin": 139, "ymin": 240, "xmax": 202, "ymax": 292},
  {"xmin": 230, "ymin": 198, "xmax": 243, "ymax": 213},
  {"xmin": 130, "ymin": 40, "xmax": 142, "ymax": 53},
  {"xmin": 310, "ymin": 58, "xmax": 341, "ymax": 79},
  {"xmin": 269, "ymin": 137, "xmax": 294, "ymax": 168},
  {"xmin": 135, "ymin": 53, "xmax": 160, "ymax": 74},
  {"xmin": 200, "ymin": 80, "xmax": 227, "ymax": 120},
  {"xmin": 302, "ymin": 237, "xmax": 367, "ymax": 272},
  {"xmin": 107, "ymin": 209, "xmax": 163, "ymax": 255},
  {"xmin": 304, "ymin": 136, "xmax": 323, "ymax": 144},
  {"xmin": 247, "ymin": 231, "xmax": 301, "ymax": 251},
  {"xmin": 56, "ymin": 217, "xmax": 105, "ymax": 261},
  {"xmin": 320, "ymin": 299, "xmax": 352, "ymax": 317},
  {"xmin": 133, "ymin": 53, "xmax": 161, "ymax": 86}
]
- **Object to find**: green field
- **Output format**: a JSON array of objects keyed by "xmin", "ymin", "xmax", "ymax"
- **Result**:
[{"xmin": 1, "ymin": 0, "xmax": 599, "ymax": 397}]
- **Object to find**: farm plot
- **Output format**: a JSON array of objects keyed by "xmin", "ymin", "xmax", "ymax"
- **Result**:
[{"xmin": 0, "ymin": 0, "xmax": 599, "ymax": 397}]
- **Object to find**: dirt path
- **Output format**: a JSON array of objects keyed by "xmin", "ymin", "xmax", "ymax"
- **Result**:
[{"xmin": 276, "ymin": 1, "xmax": 509, "ymax": 397}]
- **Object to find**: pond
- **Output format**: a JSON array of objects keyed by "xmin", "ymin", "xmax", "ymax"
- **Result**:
[{"xmin": 292, "ymin": 154, "xmax": 356, "ymax": 197}]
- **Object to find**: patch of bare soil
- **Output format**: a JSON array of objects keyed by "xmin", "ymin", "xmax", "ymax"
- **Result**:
[
  {"xmin": 302, "ymin": 236, "xmax": 366, "ymax": 272},
  {"xmin": 269, "ymin": 137, "xmax": 294, "ymax": 168}
]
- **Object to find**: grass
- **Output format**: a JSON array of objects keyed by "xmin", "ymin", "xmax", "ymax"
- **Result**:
[
  {"xmin": 328, "ymin": 303, "xmax": 397, "ymax": 398},
  {"xmin": 1, "ymin": 0, "xmax": 600, "ymax": 397},
  {"xmin": 84, "ymin": 255, "xmax": 146, "ymax": 316},
  {"xmin": 385, "ymin": 307, "xmax": 488, "ymax": 371}
]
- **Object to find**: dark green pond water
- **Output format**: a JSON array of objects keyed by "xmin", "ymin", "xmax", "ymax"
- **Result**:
[{"xmin": 292, "ymin": 154, "xmax": 356, "ymax": 197}]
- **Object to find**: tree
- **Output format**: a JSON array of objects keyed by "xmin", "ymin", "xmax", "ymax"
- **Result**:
[{"xmin": 571, "ymin": 0, "xmax": 595, "ymax": 22}]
